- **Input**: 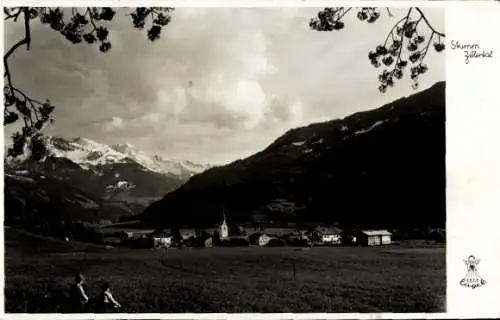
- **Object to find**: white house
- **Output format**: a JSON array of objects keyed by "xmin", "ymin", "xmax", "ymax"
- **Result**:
[
  {"xmin": 258, "ymin": 234, "xmax": 272, "ymax": 246},
  {"xmin": 321, "ymin": 233, "xmax": 341, "ymax": 244},
  {"xmin": 310, "ymin": 226, "xmax": 342, "ymax": 245}
]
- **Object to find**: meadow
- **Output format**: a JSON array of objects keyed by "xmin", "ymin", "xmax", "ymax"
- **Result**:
[{"xmin": 4, "ymin": 227, "xmax": 446, "ymax": 313}]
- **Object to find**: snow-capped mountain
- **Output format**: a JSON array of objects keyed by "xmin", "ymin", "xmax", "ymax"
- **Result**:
[
  {"xmin": 7, "ymin": 136, "xmax": 212, "ymax": 205},
  {"xmin": 41, "ymin": 137, "xmax": 210, "ymax": 177},
  {"xmin": 110, "ymin": 143, "xmax": 210, "ymax": 176}
]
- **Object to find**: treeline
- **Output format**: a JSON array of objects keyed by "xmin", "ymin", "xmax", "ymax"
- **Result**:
[
  {"xmin": 5, "ymin": 217, "xmax": 104, "ymax": 244},
  {"xmin": 391, "ymin": 228, "xmax": 445, "ymax": 243}
]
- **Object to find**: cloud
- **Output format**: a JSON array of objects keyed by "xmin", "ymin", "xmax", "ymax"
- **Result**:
[
  {"xmin": 101, "ymin": 116, "xmax": 124, "ymax": 132},
  {"xmin": 4, "ymin": 8, "xmax": 445, "ymax": 165}
]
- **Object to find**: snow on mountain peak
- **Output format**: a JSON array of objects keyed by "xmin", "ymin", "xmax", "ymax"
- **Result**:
[
  {"xmin": 44, "ymin": 136, "xmax": 209, "ymax": 176},
  {"xmin": 47, "ymin": 136, "xmax": 125, "ymax": 169},
  {"xmin": 106, "ymin": 180, "xmax": 136, "ymax": 193}
]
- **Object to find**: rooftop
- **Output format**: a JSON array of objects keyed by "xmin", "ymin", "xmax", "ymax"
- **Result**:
[{"xmin": 361, "ymin": 230, "xmax": 392, "ymax": 236}]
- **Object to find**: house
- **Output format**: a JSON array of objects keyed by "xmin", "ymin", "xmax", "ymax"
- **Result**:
[
  {"xmin": 153, "ymin": 235, "xmax": 173, "ymax": 248},
  {"xmin": 257, "ymin": 234, "xmax": 273, "ymax": 246},
  {"xmin": 357, "ymin": 230, "xmax": 392, "ymax": 246},
  {"xmin": 316, "ymin": 226, "xmax": 342, "ymax": 245},
  {"xmin": 204, "ymin": 237, "xmax": 213, "ymax": 248},
  {"xmin": 118, "ymin": 231, "xmax": 134, "ymax": 242},
  {"xmin": 179, "ymin": 228, "xmax": 197, "ymax": 241},
  {"xmin": 150, "ymin": 231, "xmax": 173, "ymax": 248},
  {"xmin": 305, "ymin": 226, "xmax": 342, "ymax": 245},
  {"xmin": 321, "ymin": 233, "xmax": 341, "ymax": 245}
]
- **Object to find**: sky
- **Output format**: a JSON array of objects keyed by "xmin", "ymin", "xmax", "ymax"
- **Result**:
[{"xmin": 3, "ymin": 7, "xmax": 445, "ymax": 165}]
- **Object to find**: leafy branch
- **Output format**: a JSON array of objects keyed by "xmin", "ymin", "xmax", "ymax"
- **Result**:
[
  {"xmin": 310, "ymin": 7, "xmax": 445, "ymax": 93},
  {"xmin": 3, "ymin": 7, "xmax": 175, "ymax": 161}
]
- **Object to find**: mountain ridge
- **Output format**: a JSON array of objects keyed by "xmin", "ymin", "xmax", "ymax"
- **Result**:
[
  {"xmin": 141, "ymin": 81, "xmax": 446, "ymax": 230},
  {"xmin": 5, "ymin": 136, "xmax": 212, "ymax": 207}
]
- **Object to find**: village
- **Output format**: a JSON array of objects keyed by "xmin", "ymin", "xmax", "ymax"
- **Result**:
[{"xmin": 101, "ymin": 212, "xmax": 393, "ymax": 250}]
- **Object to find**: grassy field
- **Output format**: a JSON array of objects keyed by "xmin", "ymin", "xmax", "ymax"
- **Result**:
[{"xmin": 4, "ymin": 227, "xmax": 446, "ymax": 313}]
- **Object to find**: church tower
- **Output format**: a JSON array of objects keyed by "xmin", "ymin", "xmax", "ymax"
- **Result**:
[{"xmin": 220, "ymin": 206, "xmax": 229, "ymax": 240}]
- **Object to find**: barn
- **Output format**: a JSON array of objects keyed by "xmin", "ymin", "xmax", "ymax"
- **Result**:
[{"xmin": 357, "ymin": 230, "xmax": 392, "ymax": 246}]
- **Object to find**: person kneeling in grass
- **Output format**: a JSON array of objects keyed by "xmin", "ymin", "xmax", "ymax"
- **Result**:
[
  {"xmin": 68, "ymin": 273, "xmax": 89, "ymax": 313},
  {"xmin": 95, "ymin": 281, "xmax": 122, "ymax": 313}
]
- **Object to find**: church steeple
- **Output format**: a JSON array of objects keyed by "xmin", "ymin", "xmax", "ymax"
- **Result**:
[
  {"xmin": 220, "ymin": 204, "xmax": 229, "ymax": 240},
  {"xmin": 222, "ymin": 205, "xmax": 227, "ymax": 224}
]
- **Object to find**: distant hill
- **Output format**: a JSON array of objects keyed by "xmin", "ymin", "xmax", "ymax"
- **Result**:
[
  {"xmin": 141, "ymin": 82, "xmax": 446, "ymax": 230},
  {"xmin": 4, "ymin": 170, "xmax": 138, "ymax": 228}
]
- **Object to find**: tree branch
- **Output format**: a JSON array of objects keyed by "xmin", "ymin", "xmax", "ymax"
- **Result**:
[
  {"xmin": 85, "ymin": 7, "xmax": 98, "ymax": 32},
  {"xmin": 4, "ymin": 7, "xmax": 23, "ymax": 21},
  {"xmin": 418, "ymin": 32, "xmax": 436, "ymax": 63},
  {"xmin": 415, "ymin": 7, "xmax": 445, "ymax": 37},
  {"xmin": 4, "ymin": 8, "xmax": 31, "ymax": 93},
  {"xmin": 383, "ymin": 13, "xmax": 410, "ymax": 47},
  {"xmin": 337, "ymin": 7, "xmax": 352, "ymax": 21}
]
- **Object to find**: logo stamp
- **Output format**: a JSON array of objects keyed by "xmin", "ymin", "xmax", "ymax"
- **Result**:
[{"xmin": 460, "ymin": 255, "xmax": 486, "ymax": 289}]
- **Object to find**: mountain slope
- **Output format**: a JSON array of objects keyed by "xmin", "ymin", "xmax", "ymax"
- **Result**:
[
  {"xmin": 141, "ymin": 82, "xmax": 446, "ymax": 230},
  {"xmin": 4, "ymin": 170, "xmax": 136, "ymax": 231}
]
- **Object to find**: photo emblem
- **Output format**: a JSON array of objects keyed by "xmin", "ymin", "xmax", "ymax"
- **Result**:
[{"xmin": 460, "ymin": 255, "xmax": 486, "ymax": 289}]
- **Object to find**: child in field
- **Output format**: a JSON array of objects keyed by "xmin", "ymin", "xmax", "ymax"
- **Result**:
[
  {"xmin": 95, "ymin": 281, "xmax": 122, "ymax": 313},
  {"xmin": 68, "ymin": 273, "xmax": 89, "ymax": 313}
]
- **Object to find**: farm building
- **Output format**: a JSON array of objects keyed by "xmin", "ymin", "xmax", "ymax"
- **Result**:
[{"xmin": 357, "ymin": 230, "xmax": 392, "ymax": 246}]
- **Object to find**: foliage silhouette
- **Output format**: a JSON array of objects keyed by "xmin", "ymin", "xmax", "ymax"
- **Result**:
[
  {"xmin": 3, "ymin": 7, "xmax": 174, "ymax": 160},
  {"xmin": 309, "ymin": 7, "xmax": 445, "ymax": 93}
]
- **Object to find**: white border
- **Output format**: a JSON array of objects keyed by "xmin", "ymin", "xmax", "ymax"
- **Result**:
[
  {"xmin": 446, "ymin": 2, "xmax": 500, "ymax": 318},
  {"xmin": 2, "ymin": 1, "xmax": 500, "ymax": 319},
  {"xmin": 0, "ymin": 0, "xmax": 488, "ymax": 8}
]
